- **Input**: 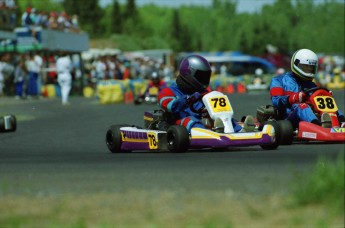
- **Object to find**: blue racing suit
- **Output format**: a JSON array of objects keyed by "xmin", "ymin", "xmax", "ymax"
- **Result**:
[
  {"xmin": 270, "ymin": 72, "xmax": 344, "ymax": 128},
  {"xmin": 158, "ymin": 84, "xmax": 242, "ymax": 132}
]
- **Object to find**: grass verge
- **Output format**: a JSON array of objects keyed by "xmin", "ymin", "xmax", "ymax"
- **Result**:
[{"xmin": 0, "ymin": 155, "xmax": 343, "ymax": 227}]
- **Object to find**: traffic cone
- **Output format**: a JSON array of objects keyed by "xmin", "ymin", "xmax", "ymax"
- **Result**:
[
  {"xmin": 225, "ymin": 84, "xmax": 235, "ymax": 94},
  {"xmin": 237, "ymin": 82, "xmax": 247, "ymax": 93},
  {"xmin": 216, "ymin": 86, "xmax": 223, "ymax": 92},
  {"xmin": 124, "ymin": 91, "xmax": 134, "ymax": 104}
]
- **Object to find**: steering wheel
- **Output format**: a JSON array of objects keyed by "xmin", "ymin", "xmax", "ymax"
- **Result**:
[
  {"xmin": 187, "ymin": 92, "xmax": 208, "ymax": 114},
  {"xmin": 304, "ymin": 86, "xmax": 330, "ymax": 95}
]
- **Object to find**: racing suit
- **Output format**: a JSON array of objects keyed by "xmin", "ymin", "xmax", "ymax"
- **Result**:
[
  {"xmin": 142, "ymin": 80, "xmax": 167, "ymax": 97},
  {"xmin": 270, "ymin": 72, "xmax": 344, "ymax": 128},
  {"xmin": 158, "ymin": 84, "xmax": 242, "ymax": 132}
]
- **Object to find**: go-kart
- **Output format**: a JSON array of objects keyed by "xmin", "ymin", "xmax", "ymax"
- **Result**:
[
  {"xmin": 106, "ymin": 91, "xmax": 280, "ymax": 153},
  {"xmin": 0, "ymin": 115, "xmax": 17, "ymax": 133},
  {"xmin": 134, "ymin": 87, "xmax": 159, "ymax": 105},
  {"xmin": 256, "ymin": 87, "xmax": 345, "ymax": 144}
]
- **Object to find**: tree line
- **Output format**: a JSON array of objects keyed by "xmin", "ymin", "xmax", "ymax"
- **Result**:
[{"xmin": 18, "ymin": 0, "xmax": 344, "ymax": 55}]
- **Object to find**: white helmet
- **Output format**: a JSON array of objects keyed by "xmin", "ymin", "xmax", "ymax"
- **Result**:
[
  {"xmin": 291, "ymin": 49, "xmax": 318, "ymax": 81},
  {"xmin": 255, "ymin": 68, "xmax": 263, "ymax": 76}
]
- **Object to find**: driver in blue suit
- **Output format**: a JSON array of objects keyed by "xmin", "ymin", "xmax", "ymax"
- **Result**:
[
  {"xmin": 270, "ymin": 49, "xmax": 345, "ymax": 128},
  {"xmin": 158, "ymin": 54, "xmax": 254, "ymax": 133}
]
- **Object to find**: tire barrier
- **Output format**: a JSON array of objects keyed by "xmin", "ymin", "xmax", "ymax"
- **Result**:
[
  {"xmin": 41, "ymin": 84, "xmax": 61, "ymax": 98},
  {"xmin": 96, "ymin": 80, "xmax": 126, "ymax": 104},
  {"xmin": 38, "ymin": 73, "xmax": 345, "ymax": 104}
]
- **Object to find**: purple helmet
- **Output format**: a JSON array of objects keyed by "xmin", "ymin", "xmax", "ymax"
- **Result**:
[{"xmin": 176, "ymin": 54, "xmax": 212, "ymax": 93}]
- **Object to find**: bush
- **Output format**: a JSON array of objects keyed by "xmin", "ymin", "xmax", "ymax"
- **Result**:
[{"xmin": 291, "ymin": 152, "xmax": 344, "ymax": 212}]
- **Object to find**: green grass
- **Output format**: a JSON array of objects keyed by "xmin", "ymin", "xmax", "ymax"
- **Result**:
[
  {"xmin": 0, "ymin": 155, "xmax": 344, "ymax": 227},
  {"xmin": 291, "ymin": 152, "xmax": 344, "ymax": 212}
]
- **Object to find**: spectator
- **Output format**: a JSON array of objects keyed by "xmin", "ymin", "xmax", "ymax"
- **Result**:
[
  {"xmin": 25, "ymin": 52, "xmax": 39, "ymax": 98},
  {"xmin": 1, "ymin": 53, "xmax": 14, "ymax": 96},
  {"xmin": 21, "ymin": 7, "xmax": 33, "ymax": 27},
  {"xmin": 34, "ymin": 52, "xmax": 43, "ymax": 97},
  {"xmin": 94, "ymin": 55, "xmax": 107, "ymax": 81},
  {"xmin": 0, "ymin": 54, "xmax": 5, "ymax": 96},
  {"xmin": 46, "ymin": 54, "xmax": 57, "ymax": 84},
  {"xmin": 71, "ymin": 14, "xmax": 79, "ymax": 32},
  {"xmin": 48, "ymin": 11, "xmax": 59, "ymax": 30},
  {"xmin": 57, "ymin": 11, "xmax": 67, "ymax": 31},
  {"xmin": 6, "ymin": 0, "xmax": 17, "ymax": 29},
  {"xmin": 14, "ymin": 57, "xmax": 27, "ymax": 99},
  {"xmin": 56, "ymin": 52, "xmax": 73, "ymax": 105}
]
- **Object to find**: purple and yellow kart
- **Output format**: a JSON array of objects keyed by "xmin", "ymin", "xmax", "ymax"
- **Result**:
[{"xmin": 106, "ymin": 91, "xmax": 280, "ymax": 153}]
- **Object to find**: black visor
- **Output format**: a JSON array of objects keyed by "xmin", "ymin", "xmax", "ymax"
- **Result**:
[{"xmin": 194, "ymin": 70, "xmax": 211, "ymax": 87}]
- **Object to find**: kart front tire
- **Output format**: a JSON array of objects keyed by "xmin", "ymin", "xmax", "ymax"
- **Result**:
[
  {"xmin": 277, "ymin": 120, "xmax": 294, "ymax": 145},
  {"xmin": 260, "ymin": 120, "xmax": 280, "ymax": 150},
  {"xmin": 166, "ymin": 125, "xmax": 190, "ymax": 153},
  {"xmin": 0, "ymin": 115, "xmax": 17, "ymax": 132},
  {"xmin": 106, "ymin": 124, "xmax": 130, "ymax": 153}
]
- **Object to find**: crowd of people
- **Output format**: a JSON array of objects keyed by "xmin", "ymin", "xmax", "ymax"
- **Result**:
[
  {"xmin": 0, "ymin": 0, "xmax": 17, "ymax": 30},
  {"xmin": 21, "ymin": 7, "xmax": 79, "ymax": 33},
  {"xmin": 0, "ymin": 50, "xmax": 344, "ymax": 105},
  {"xmin": 0, "ymin": 51, "xmax": 175, "ymax": 103},
  {"xmin": 84, "ymin": 53, "xmax": 174, "ymax": 86},
  {"xmin": 0, "ymin": 52, "xmax": 79, "ymax": 105},
  {"xmin": 0, "ymin": 0, "xmax": 80, "ymax": 33}
]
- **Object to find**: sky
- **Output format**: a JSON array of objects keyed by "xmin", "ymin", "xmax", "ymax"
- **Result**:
[{"xmin": 99, "ymin": 0, "xmax": 277, "ymax": 13}]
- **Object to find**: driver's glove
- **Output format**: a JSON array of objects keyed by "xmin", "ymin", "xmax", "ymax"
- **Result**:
[
  {"xmin": 289, "ymin": 91, "xmax": 307, "ymax": 105},
  {"xmin": 186, "ymin": 92, "xmax": 201, "ymax": 104},
  {"xmin": 172, "ymin": 95, "xmax": 188, "ymax": 111}
]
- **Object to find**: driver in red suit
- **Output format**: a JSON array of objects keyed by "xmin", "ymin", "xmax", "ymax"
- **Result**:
[
  {"xmin": 142, "ymin": 71, "xmax": 167, "ymax": 96},
  {"xmin": 158, "ymin": 54, "xmax": 254, "ymax": 132},
  {"xmin": 270, "ymin": 49, "xmax": 345, "ymax": 128}
]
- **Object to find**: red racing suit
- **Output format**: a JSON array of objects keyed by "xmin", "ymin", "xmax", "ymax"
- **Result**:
[{"xmin": 142, "ymin": 80, "xmax": 167, "ymax": 97}]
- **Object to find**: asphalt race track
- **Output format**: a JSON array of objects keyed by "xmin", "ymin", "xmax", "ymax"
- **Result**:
[{"xmin": 0, "ymin": 90, "xmax": 344, "ymax": 196}]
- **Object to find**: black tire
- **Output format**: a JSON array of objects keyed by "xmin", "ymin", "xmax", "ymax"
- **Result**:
[
  {"xmin": 166, "ymin": 125, "xmax": 190, "ymax": 153},
  {"xmin": 0, "ymin": 117, "xmax": 4, "ymax": 132},
  {"xmin": 0, "ymin": 115, "xmax": 17, "ymax": 132},
  {"xmin": 277, "ymin": 120, "xmax": 294, "ymax": 145},
  {"xmin": 260, "ymin": 120, "xmax": 280, "ymax": 150},
  {"xmin": 106, "ymin": 124, "xmax": 130, "ymax": 153},
  {"xmin": 9, "ymin": 115, "xmax": 16, "ymax": 132}
]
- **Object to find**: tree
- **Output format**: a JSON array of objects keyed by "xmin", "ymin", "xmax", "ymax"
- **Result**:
[
  {"xmin": 111, "ymin": 0, "xmax": 122, "ymax": 34},
  {"xmin": 77, "ymin": 0, "xmax": 104, "ymax": 36},
  {"xmin": 62, "ymin": 0, "xmax": 80, "ymax": 15},
  {"xmin": 124, "ymin": 0, "xmax": 137, "ymax": 19}
]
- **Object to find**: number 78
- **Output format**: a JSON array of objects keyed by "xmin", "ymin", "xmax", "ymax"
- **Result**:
[{"xmin": 211, "ymin": 97, "xmax": 227, "ymax": 108}]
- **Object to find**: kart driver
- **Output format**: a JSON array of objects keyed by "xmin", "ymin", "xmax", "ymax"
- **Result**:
[
  {"xmin": 270, "ymin": 48, "xmax": 345, "ymax": 128},
  {"xmin": 142, "ymin": 71, "xmax": 167, "ymax": 97},
  {"xmin": 158, "ymin": 54, "xmax": 254, "ymax": 133},
  {"xmin": 135, "ymin": 71, "xmax": 167, "ymax": 104}
]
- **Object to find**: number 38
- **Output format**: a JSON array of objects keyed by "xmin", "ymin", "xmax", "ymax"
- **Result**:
[{"xmin": 314, "ymin": 97, "xmax": 337, "ymax": 112}]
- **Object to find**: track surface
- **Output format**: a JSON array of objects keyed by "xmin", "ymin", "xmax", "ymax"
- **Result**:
[{"xmin": 0, "ymin": 90, "xmax": 344, "ymax": 196}]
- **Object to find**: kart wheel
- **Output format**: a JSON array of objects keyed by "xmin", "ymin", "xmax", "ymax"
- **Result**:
[
  {"xmin": 260, "ymin": 120, "xmax": 280, "ymax": 150},
  {"xmin": 0, "ymin": 115, "xmax": 17, "ymax": 132},
  {"xmin": 106, "ymin": 124, "xmax": 130, "ymax": 153},
  {"xmin": 166, "ymin": 125, "xmax": 190, "ymax": 153},
  {"xmin": 277, "ymin": 120, "xmax": 294, "ymax": 145}
]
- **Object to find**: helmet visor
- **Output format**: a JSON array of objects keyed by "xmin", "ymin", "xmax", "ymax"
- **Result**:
[
  {"xmin": 195, "ymin": 70, "xmax": 211, "ymax": 87},
  {"xmin": 298, "ymin": 64, "xmax": 317, "ymax": 75}
]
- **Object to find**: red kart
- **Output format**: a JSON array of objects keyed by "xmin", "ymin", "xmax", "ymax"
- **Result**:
[{"xmin": 256, "ymin": 87, "xmax": 345, "ymax": 144}]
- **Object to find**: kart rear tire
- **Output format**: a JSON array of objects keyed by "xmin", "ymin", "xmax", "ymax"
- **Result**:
[
  {"xmin": 277, "ymin": 120, "xmax": 294, "ymax": 145},
  {"xmin": 106, "ymin": 124, "xmax": 130, "ymax": 153},
  {"xmin": 166, "ymin": 125, "xmax": 190, "ymax": 153},
  {"xmin": 260, "ymin": 120, "xmax": 280, "ymax": 150}
]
